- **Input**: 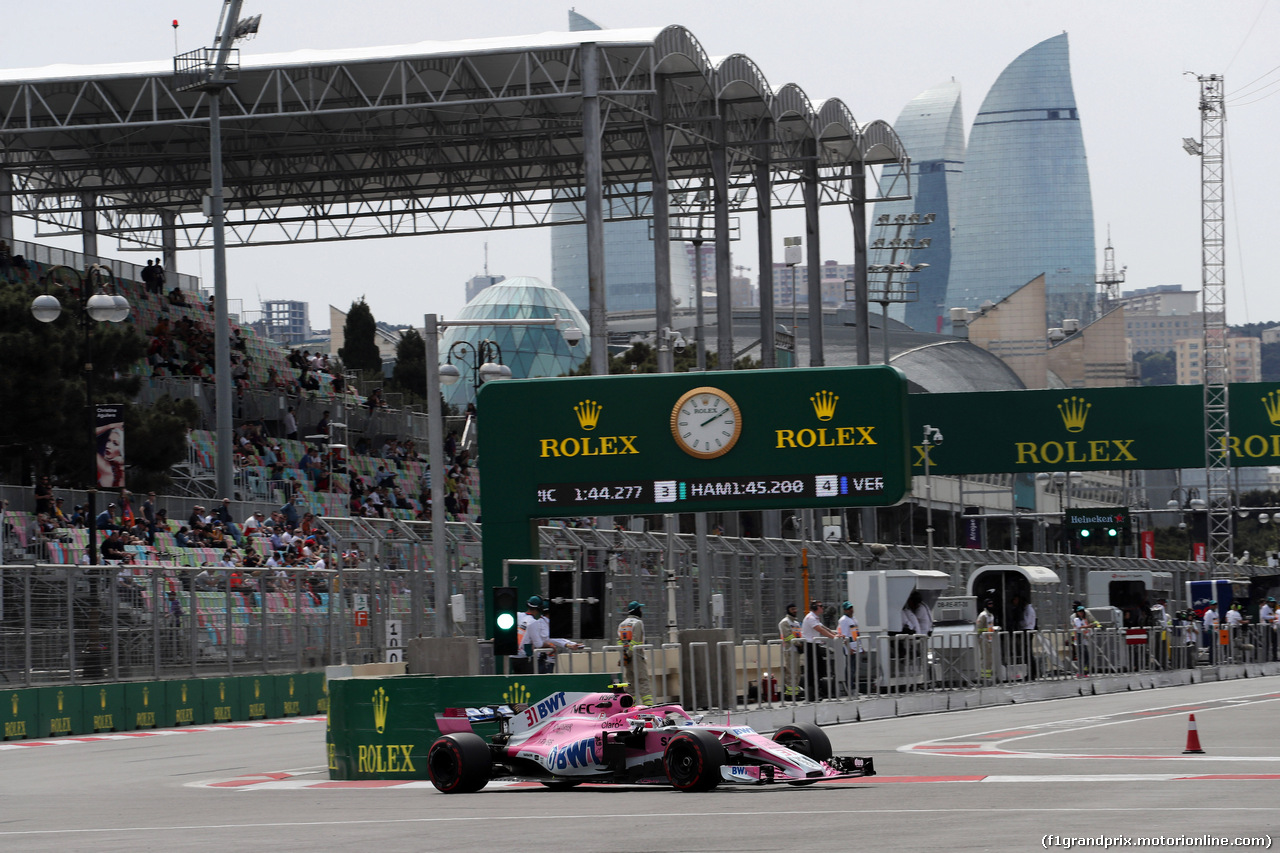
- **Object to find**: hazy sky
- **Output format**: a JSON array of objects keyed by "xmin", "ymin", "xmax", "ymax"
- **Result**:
[{"xmin": 5, "ymin": 1, "xmax": 1278, "ymax": 329}]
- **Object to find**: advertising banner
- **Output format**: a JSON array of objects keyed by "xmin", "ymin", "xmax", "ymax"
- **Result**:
[{"xmin": 95, "ymin": 404, "xmax": 125, "ymax": 489}]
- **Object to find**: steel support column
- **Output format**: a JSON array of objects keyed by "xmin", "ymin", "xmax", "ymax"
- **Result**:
[
  {"xmin": 647, "ymin": 84, "xmax": 673, "ymax": 374},
  {"xmin": 712, "ymin": 120, "xmax": 733, "ymax": 370},
  {"xmin": 425, "ymin": 313, "xmax": 447, "ymax": 637},
  {"xmin": 755, "ymin": 132, "xmax": 775, "ymax": 369},
  {"xmin": 80, "ymin": 191, "xmax": 98, "ymax": 263},
  {"xmin": 802, "ymin": 138, "xmax": 824, "ymax": 365},
  {"xmin": 582, "ymin": 43, "xmax": 607, "ymax": 376}
]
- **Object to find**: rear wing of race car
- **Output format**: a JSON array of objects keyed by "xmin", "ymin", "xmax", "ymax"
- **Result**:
[{"xmin": 435, "ymin": 705, "xmax": 514, "ymax": 735}]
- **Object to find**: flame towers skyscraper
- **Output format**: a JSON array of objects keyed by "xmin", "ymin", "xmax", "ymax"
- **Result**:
[{"xmin": 945, "ymin": 33, "xmax": 1096, "ymax": 328}]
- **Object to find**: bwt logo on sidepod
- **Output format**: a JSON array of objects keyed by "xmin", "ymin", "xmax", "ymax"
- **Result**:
[{"xmin": 548, "ymin": 736, "xmax": 600, "ymax": 770}]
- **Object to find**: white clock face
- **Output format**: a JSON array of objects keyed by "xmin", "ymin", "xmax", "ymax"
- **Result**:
[{"xmin": 671, "ymin": 387, "xmax": 742, "ymax": 459}]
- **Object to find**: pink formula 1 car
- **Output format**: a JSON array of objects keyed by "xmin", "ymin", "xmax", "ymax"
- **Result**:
[{"xmin": 427, "ymin": 686, "xmax": 875, "ymax": 793}]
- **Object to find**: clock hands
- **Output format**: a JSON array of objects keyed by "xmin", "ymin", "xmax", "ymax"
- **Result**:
[{"xmin": 700, "ymin": 407, "xmax": 730, "ymax": 427}]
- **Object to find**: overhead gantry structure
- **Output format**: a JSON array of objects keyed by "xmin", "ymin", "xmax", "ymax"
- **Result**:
[{"xmin": 0, "ymin": 23, "xmax": 907, "ymax": 361}]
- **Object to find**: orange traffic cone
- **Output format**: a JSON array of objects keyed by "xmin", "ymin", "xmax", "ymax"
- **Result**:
[{"xmin": 1182, "ymin": 713, "xmax": 1205, "ymax": 754}]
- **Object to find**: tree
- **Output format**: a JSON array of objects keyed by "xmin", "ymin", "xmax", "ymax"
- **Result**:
[
  {"xmin": 1132, "ymin": 350, "xmax": 1175, "ymax": 386},
  {"xmin": 338, "ymin": 297, "xmax": 382, "ymax": 376},
  {"xmin": 0, "ymin": 279, "xmax": 144, "ymax": 485},
  {"xmin": 390, "ymin": 328, "xmax": 427, "ymax": 402},
  {"xmin": 123, "ymin": 395, "xmax": 201, "ymax": 492}
]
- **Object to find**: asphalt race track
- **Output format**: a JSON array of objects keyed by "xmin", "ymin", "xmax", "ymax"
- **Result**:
[{"xmin": 3, "ymin": 678, "xmax": 1279, "ymax": 853}]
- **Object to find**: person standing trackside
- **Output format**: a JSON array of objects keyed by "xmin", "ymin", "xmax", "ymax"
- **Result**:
[
  {"xmin": 975, "ymin": 598, "xmax": 1000, "ymax": 681},
  {"xmin": 510, "ymin": 596, "xmax": 547, "ymax": 674},
  {"xmin": 837, "ymin": 601, "xmax": 863, "ymax": 695},
  {"xmin": 776, "ymin": 603, "xmax": 804, "ymax": 699},
  {"xmin": 618, "ymin": 601, "xmax": 653, "ymax": 705},
  {"xmin": 801, "ymin": 600, "xmax": 838, "ymax": 699},
  {"xmin": 1258, "ymin": 597, "xmax": 1278, "ymax": 661}
]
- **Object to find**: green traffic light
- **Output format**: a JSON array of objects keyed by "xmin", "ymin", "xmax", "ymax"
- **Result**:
[
  {"xmin": 1105, "ymin": 527, "xmax": 1118, "ymax": 537},
  {"xmin": 496, "ymin": 612, "xmax": 515, "ymax": 630},
  {"xmin": 1079, "ymin": 527, "xmax": 1091, "ymax": 538}
]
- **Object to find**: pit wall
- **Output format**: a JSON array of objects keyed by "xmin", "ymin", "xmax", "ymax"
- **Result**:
[
  {"xmin": 326, "ymin": 673, "xmax": 613, "ymax": 780},
  {"xmin": 0, "ymin": 672, "xmax": 328, "ymax": 740}
]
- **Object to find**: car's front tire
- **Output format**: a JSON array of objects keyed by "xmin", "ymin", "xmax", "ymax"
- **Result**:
[
  {"xmin": 664, "ymin": 729, "xmax": 725, "ymax": 792},
  {"xmin": 771, "ymin": 722, "xmax": 832, "ymax": 761},
  {"xmin": 427, "ymin": 733, "xmax": 491, "ymax": 793}
]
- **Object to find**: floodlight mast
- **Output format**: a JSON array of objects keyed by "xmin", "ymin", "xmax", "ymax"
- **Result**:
[{"xmin": 173, "ymin": 0, "xmax": 263, "ymax": 500}]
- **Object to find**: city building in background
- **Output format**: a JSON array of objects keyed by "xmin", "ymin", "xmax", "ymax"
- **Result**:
[
  {"xmin": 946, "ymin": 33, "xmax": 1096, "ymax": 329},
  {"xmin": 466, "ymin": 273, "xmax": 505, "ymax": 302},
  {"xmin": 870, "ymin": 80, "xmax": 965, "ymax": 333},
  {"xmin": 1177, "ymin": 336, "xmax": 1261, "ymax": 385},
  {"xmin": 1122, "ymin": 285, "xmax": 1201, "ymax": 355},
  {"xmin": 439, "ymin": 276, "xmax": 590, "ymax": 407},
  {"xmin": 256, "ymin": 299, "xmax": 311, "ymax": 344}
]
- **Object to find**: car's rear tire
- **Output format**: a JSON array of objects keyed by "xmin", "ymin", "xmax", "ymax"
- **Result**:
[
  {"xmin": 664, "ymin": 729, "xmax": 724, "ymax": 792},
  {"xmin": 427, "ymin": 733, "xmax": 491, "ymax": 793},
  {"xmin": 772, "ymin": 722, "xmax": 832, "ymax": 785}
]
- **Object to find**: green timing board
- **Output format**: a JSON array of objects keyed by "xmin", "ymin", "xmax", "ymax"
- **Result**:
[
  {"xmin": 481, "ymin": 365, "xmax": 911, "ymax": 518},
  {"xmin": 478, "ymin": 366, "xmax": 910, "ymax": 618}
]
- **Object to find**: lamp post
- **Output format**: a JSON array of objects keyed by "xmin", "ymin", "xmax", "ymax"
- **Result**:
[
  {"xmin": 31, "ymin": 264, "xmax": 131, "ymax": 565},
  {"xmin": 1168, "ymin": 488, "xmax": 1206, "ymax": 564},
  {"xmin": 423, "ymin": 312, "xmax": 582, "ymax": 638},
  {"xmin": 441, "ymin": 339, "xmax": 512, "ymax": 402},
  {"xmin": 783, "ymin": 237, "xmax": 802, "ymax": 367}
]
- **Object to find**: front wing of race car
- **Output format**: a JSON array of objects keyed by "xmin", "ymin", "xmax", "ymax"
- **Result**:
[{"xmin": 717, "ymin": 755, "xmax": 876, "ymax": 785}]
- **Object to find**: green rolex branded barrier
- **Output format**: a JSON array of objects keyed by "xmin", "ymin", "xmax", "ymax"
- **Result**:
[
  {"xmin": 167, "ymin": 678, "xmax": 205, "ymax": 726},
  {"xmin": 85, "ymin": 683, "xmax": 128, "ymax": 731},
  {"xmin": 2, "ymin": 687, "xmax": 38, "ymax": 740},
  {"xmin": 327, "ymin": 673, "xmax": 614, "ymax": 781},
  {"xmin": 124, "ymin": 681, "xmax": 166, "ymax": 730},
  {"xmin": 0, "ymin": 672, "xmax": 328, "ymax": 741},
  {"xmin": 37, "ymin": 686, "xmax": 83, "ymax": 737}
]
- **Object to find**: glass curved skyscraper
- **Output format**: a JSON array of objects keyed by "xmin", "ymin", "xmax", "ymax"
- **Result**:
[
  {"xmin": 946, "ymin": 33, "xmax": 1096, "ymax": 328},
  {"xmin": 871, "ymin": 80, "xmax": 965, "ymax": 333},
  {"xmin": 439, "ymin": 277, "xmax": 590, "ymax": 407}
]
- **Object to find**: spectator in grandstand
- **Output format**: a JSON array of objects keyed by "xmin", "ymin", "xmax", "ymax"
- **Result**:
[
  {"xmin": 141, "ymin": 492, "xmax": 157, "ymax": 544},
  {"xmin": 175, "ymin": 526, "xmax": 194, "ymax": 547},
  {"xmin": 374, "ymin": 465, "xmax": 396, "ymax": 488},
  {"xmin": 116, "ymin": 569, "xmax": 144, "ymax": 605},
  {"xmin": 96, "ymin": 503, "xmax": 117, "ymax": 531},
  {"xmin": 70, "ymin": 504, "xmax": 86, "ymax": 526},
  {"xmin": 242, "ymin": 510, "xmax": 265, "ymax": 536},
  {"xmin": 152, "ymin": 258, "xmax": 167, "ymax": 290},
  {"xmin": 317, "ymin": 411, "xmax": 331, "ymax": 436},
  {"xmin": 34, "ymin": 475, "xmax": 54, "ymax": 516},
  {"xmin": 52, "ymin": 497, "xmax": 69, "ymax": 526},
  {"xmin": 283, "ymin": 406, "xmax": 298, "ymax": 441},
  {"xmin": 168, "ymin": 286, "xmax": 186, "ymax": 306},
  {"xmin": 194, "ymin": 567, "xmax": 218, "ymax": 591},
  {"xmin": 443, "ymin": 431, "xmax": 457, "ymax": 465},
  {"xmin": 101, "ymin": 531, "xmax": 128, "ymax": 563},
  {"xmin": 141, "ymin": 260, "xmax": 160, "ymax": 294}
]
